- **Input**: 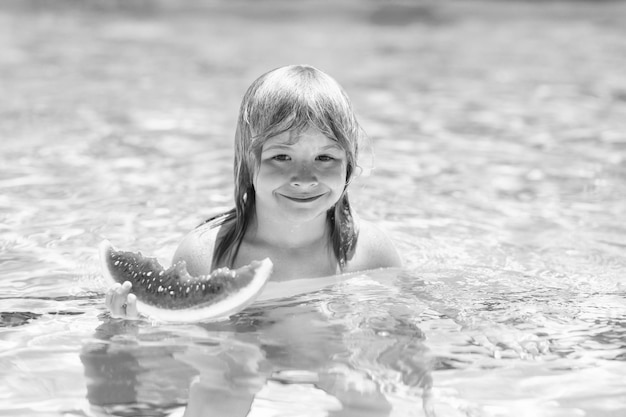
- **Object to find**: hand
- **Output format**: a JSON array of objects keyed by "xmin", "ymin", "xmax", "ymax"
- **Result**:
[{"xmin": 105, "ymin": 281, "xmax": 140, "ymax": 319}]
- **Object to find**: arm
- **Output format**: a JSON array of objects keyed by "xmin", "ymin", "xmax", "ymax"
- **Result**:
[
  {"xmin": 171, "ymin": 223, "xmax": 220, "ymax": 276},
  {"xmin": 345, "ymin": 219, "xmax": 402, "ymax": 272}
]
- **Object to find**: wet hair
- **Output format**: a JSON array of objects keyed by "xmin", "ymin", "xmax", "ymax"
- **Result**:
[{"xmin": 207, "ymin": 64, "xmax": 362, "ymax": 269}]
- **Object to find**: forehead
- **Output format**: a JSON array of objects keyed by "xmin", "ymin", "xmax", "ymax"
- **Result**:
[{"xmin": 263, "ymin": 128, "xmax": 342, "ymax": 150}]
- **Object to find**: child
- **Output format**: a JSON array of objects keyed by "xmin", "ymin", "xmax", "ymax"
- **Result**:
[{"xmin": 106, "ymin": 64, "xmax": 401, "ymax": 318}]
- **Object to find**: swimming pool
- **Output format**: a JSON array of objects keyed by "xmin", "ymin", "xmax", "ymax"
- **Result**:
[{"xmin": 1, "ymin": 1, "xmax": 625, "ymax": 416}]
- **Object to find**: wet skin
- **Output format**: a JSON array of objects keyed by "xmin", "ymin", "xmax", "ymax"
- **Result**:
[{"xmin": 254, "ymin": 127, "xmax": 348, "ymax": 224}]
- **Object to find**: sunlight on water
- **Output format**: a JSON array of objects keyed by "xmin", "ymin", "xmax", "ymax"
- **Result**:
[{"xmin": 1, "ymin": 1, "xmax": 625, "ymax": 416}]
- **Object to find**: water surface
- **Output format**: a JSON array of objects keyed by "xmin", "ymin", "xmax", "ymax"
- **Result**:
[{"xmin": 1, "ymin": 1, "xmax": 625, "ymax": 416}]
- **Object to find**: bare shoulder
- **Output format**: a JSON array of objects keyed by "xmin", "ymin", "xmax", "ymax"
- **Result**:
[
  {"xmin": 172, "ymin": 222, "xmax": 221, "ymax": 276},
  {"xmin": 346, "ymin": 219, "xmax": 402, "ymax": 272}
]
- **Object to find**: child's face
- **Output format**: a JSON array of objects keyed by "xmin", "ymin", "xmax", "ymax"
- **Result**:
[{"xmin": 254, "ymin": 127, "xmax": 348, "ymax": 224}]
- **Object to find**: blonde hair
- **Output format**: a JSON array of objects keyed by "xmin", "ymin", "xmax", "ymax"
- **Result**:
[{"xmin": 210, "ymin": 64, "xmax": 362, "ymax": 268}]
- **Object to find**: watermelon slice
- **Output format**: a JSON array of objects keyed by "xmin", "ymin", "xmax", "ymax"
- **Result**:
[{"xmin": 99, "ymin": 240, "xmax": 273, "ymax": 322}]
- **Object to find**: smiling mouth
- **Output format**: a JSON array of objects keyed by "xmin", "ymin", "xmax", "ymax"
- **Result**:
[{"xmin": 281, "ymin": 194, "xmax": 324, "ymax": 203}]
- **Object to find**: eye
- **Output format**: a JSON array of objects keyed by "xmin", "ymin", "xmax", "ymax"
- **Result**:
[
  {"xmin": 272, "ymin": 154, "xmax": 291, "ymax": 161},
  {"xmin": 316, "ymin": 155, "xmax": 335, "ymax": 162}
]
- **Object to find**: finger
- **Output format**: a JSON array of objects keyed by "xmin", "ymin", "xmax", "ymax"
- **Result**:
[
  {"xmin": 105, "ymin": 283, "xmax": 121, "ymax": 309},
  {"xmin": 126, "ymin": 293, "xmax": 139, "ymax": 318},
  {"xmin": 119, "ymin": 281, "xmax": 132, "ymax": 296},
  {"xmin": 111, "ymin": 281, "xmax": 132, "ymax": 317}
]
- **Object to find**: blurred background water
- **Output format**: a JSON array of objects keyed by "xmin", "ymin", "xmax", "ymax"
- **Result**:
[{"xmin": 1, "ymin": 1, "xmax": 625, "ymax": 416}]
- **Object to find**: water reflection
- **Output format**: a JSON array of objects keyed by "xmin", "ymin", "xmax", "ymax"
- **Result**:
[{"xmin": 79, "ymin": 277, "xmax": 436, "ymax": 417}]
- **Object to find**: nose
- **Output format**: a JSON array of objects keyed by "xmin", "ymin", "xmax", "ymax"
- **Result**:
[{"xmin": 290, "ymin": 165, "xmax": 318, "ymax": 188}]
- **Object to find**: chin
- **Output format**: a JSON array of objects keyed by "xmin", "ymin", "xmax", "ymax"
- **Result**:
[
  {"xmin": 257, "ymin": 194, "xmax": 340, "ymax": 224},
  {"xmin": 277, "ymin": 207, "xmax": 329, "ymax": 223},
  {"xmin": 279, "ymin": 200, "xmax": 337, "ymax": 222}
]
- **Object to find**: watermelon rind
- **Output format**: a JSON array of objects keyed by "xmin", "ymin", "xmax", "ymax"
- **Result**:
[{"xmin": 99, "ymin": 240, "xmax": 273, "ymax": 322}]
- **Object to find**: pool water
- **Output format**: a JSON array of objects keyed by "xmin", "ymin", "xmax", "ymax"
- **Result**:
[{"xmin": 1, "ymin": 1, "xmax": 625, "ymax": 416}]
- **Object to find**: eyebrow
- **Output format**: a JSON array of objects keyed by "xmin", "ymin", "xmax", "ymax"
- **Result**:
[
  {"xmin": 262, "ymin": 144, "xmax": 291, "ymax": 152},
  {"xmin": 262, "ymin": 143, "xmax": 343, "ymax": 152}
]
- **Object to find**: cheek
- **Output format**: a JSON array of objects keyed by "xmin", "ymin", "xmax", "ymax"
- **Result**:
[
  {"xmin": 319, "ymin": 164, "xmax": 348, "ymax": 191},
  {"xmin": 330, "ymin": 161, "xmax": 348, "ymax": 180},
  {"xmin": 254, "ymin": 164, "xmax": 284, "ymax": 191}
]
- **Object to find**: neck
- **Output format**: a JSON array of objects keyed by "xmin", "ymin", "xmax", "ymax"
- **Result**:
[{"xmin": 248, "ymin": 209, "xmax": 329, "ymax": 250}]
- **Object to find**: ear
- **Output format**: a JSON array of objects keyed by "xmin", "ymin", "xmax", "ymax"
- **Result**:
[{"xmin": 346, "ymin": 166, "xmax": 363, "ymax": 186}]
